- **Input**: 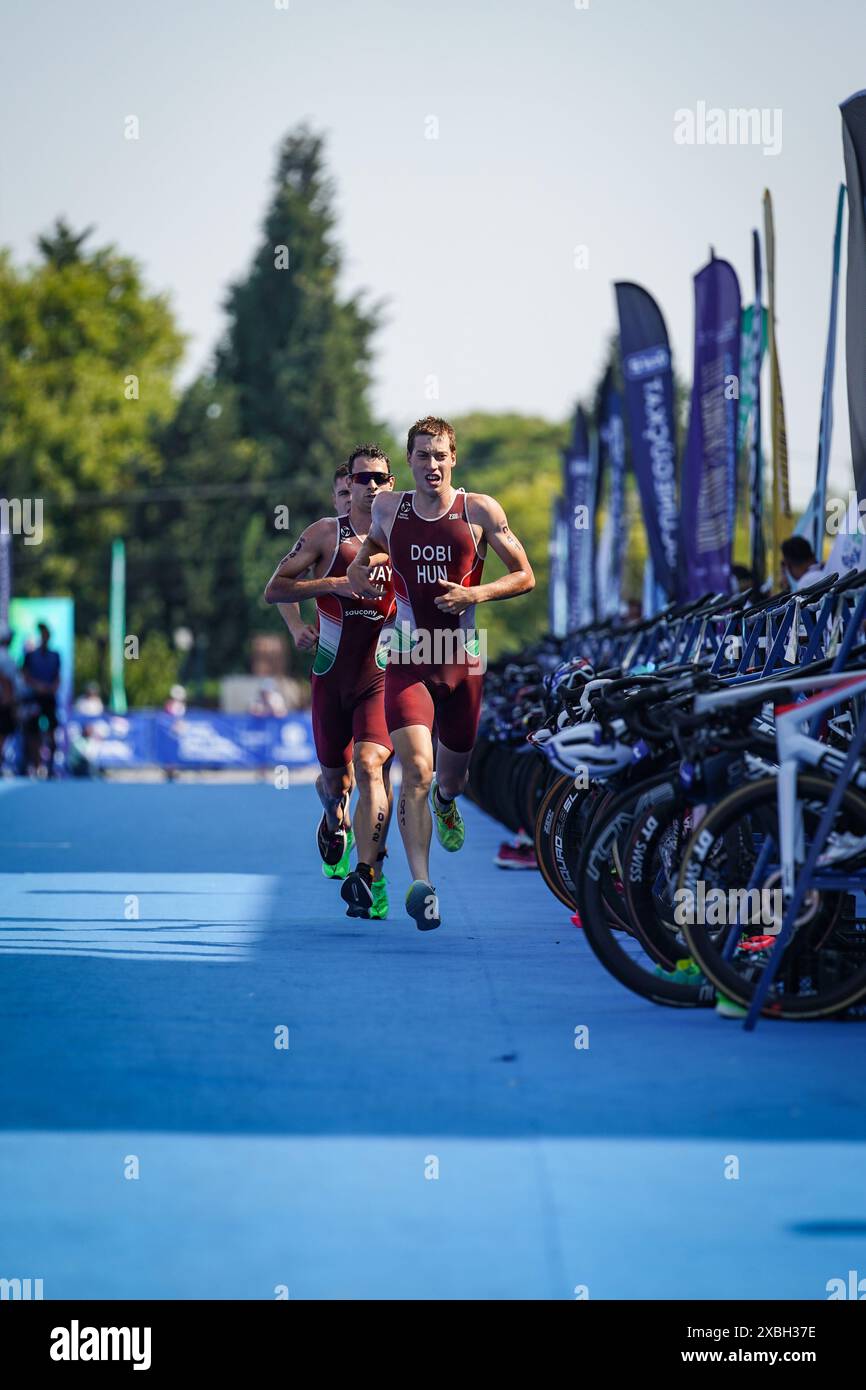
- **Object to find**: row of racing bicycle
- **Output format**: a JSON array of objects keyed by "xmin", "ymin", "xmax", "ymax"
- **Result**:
[{"xmin": 466, "ymin": 565, "xmax": 866, "ymax": 1028}]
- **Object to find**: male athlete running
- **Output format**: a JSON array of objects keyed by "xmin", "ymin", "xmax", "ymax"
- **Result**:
[
  {"xmin": 347, "ymin": 417, "xmax": 535, "ymax": 931},
  {"xmin": 278, "ymin": 464, "xmax": 351, "ymax": 654},
  {"xmin": 265, "ymin": 448, "xmax": 396, "ymax": 919}
]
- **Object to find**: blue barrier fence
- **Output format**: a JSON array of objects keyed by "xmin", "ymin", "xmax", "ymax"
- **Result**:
[{"xmin": 67, "ymin": 710, "xmax": 317, "ymax": 770}]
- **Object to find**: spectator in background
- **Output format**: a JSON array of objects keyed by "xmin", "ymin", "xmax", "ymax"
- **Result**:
[
  {"xmin": 22, "ymin": 622, "xmax": 61, "ymax": 777},
  {"xmin": 732, "ymin": 564, "xmax": 757, "ymax": 594},
  {"xmin": 74, "ymin": 682, "xmax": 104, "ymax": 718},
  {"xmin": 164, "ymin": 684, "xmax": 187, "ymax": 717},
  {"xmin": 625, "ymin": 597, "xmax": 642, "ymax": 623},
  {"xmin": 0, "ymin": 627, "xmax": 18, "ymax": 768},
  {"xmin": 249, "ymin": 677, "xmax": 288, "ymax": 718},
  {"xmin": 780, "ymin": 536, "xmax": 824, "ymax": 592}
]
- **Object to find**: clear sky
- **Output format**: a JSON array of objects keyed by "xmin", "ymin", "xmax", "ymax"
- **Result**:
[{"xmin": 3, "ymin": 0, "xmax": 865, "ymax": 505}]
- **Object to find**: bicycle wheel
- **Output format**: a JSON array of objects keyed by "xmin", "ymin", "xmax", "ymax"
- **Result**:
[
  {"xmin": 534, "ymin": 774, "xmax": 582, "ymax": 909},
  {"xmin": 623, "ymin": 781, "xmax": 700, "ymax": 971},
  {"xmin": 678, "ymin": 773, "xmax": 866, "ymax": 1019},
  {"xmin": 520, "ymin": 751, "xmax": 550, "ymax": 832},
  {"xmin": 575, "ymin": 776, "xmax": 716, "ymax": 1008},
  {"xmin": 570, "ymin": 782, "xmax": 634, "ymax": 933}
]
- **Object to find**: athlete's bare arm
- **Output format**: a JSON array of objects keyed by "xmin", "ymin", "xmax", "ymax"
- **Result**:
[
  {"xmin": 346, "ymin": 493, "xmax": 396, "ymax": 598},
  {"xmin": 263, "ymin": 519, "xmax": 353, "ymax": 604},
  {"xmin": 277, "ymin": 600, "xmax": 317, "ymax": 651},
  {"xmin": 434, "ymin": 493, "xmax": 535, "ymax": 615}
]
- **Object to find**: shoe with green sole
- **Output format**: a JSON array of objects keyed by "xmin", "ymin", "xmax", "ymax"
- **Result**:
[
  {"xmin": 405, "ymin": 878, "xmax": 441, "ymax": 931},
  {"xmin": 321, "ymin": 826, "xmax": 355, "ymax": 879},
  {"xmin": 715, "ymin": 992, "xmax": 748, "ymax": 1019},
  {"xmin": 368, "ymin": 875, "xmax": 389, "ymax": 920},
  {"xmin": 430, "ymin": 780, "xmax": 464, "ymax": 853},
  {"xmin": 653, "ymin": 957, "xmax": 711, "ymax": 988}
]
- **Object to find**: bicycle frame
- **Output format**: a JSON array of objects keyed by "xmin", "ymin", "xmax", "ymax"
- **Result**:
[{"xmin": 696, "ymin": 672, "xmax": 866, "ymax": 899}]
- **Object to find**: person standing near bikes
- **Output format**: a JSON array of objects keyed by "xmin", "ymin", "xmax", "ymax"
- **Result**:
[
  {"xmin": 0, "ymin": 627, "xmax": 18, "ymax": 771},
  {"xmin": 347, "ymin": 416, "xmax": 535, "ymax": 931},
  {"xmin": 22, "ymin": 622, "xmax": 61, "ymax": 777}
]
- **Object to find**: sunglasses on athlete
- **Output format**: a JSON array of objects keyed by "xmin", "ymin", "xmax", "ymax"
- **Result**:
[{"xmin": 351, "ymin": 471, "xmax": 392, "ymax": 486}]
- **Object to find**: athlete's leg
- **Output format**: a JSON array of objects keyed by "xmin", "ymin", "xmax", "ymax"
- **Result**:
[
  {"xmin": 315, "ymin": 763, "xmax": 352, "ymax": 830},
  {"xmin": 377, "ymin": 756, "xmax": 395, "ymax": 880},
  {"xmin": 392, "ymin": 724, "xmax": 436, "ymax": 883},
  {"xmin": 348, "ymin": 675, "xmax": 392, "ymax": 875},
  {"xmin": 311, "ymin": 676, "xmax": 354, "ymax": 831},
  {"xmin": 351, "ymin": 740, "xmax": 391, "ymax": 868},
  {"xmin": 428, "ymin": 672, "xmax": 482, "ymax": 846},
  {"xmin": 435, "ymin": 741, "xmax": 472, "ymax": 802}
]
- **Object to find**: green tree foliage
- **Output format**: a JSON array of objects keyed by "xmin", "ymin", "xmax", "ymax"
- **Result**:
[
  {"xmin": 123, "ymin": 632, "xmax": 181, "ymax": 708},
  {"xmin": 0, "ymin": 220, "xmax": 184, "ymax": 644},
  {"xmin": 162, "ymin": 126, "xmax": 392, "ymax": 674},
  {"xmin": 216, "ymin": 127, "xmax": 382, "ymax": 474},
  {"xmin": 449, "ymin": 413, "xmax": 567, "ymax": 658}
]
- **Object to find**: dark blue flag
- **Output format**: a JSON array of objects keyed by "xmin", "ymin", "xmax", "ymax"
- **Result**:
[
  {"xmin": 563, "ymin": 405, "xmax": 596, "ymax": 629},
  {"xmin": 680, "ymin": 256, "xmax": 741, "ymax": 598},
  {"xmin": 615, "ymin": 282, "xmax": 679, "ymax": 598},
  {"xmin": 841, "ymin": 91, "xmax": 866, "ymax": 505},
  {"xmin": 596, "ymin": 367, "xmax": 627, "ymax": 618}
]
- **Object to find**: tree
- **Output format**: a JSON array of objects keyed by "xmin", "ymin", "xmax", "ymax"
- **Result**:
[
  {"xmin": 449, "ymin": 413, "xmax": 568, "ymax": 657},
  {"xmin": 0, "ymin": 223, "xmax": 184, "ymax": 648},
  {"xmin": 157, "ymin": 125, "xmax": 390, "ymax": 675},
  {"xmin": 216, "ymin": 126, "xmax": 384, "ymax": 509}
]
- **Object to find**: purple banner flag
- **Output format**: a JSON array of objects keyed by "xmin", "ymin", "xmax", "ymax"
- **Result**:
[
  {"xmin": 679, "ymin": 256, "xmax": 742, "ymax": 599},
  {"xmin": 563, "ymin": 406, "xmax": 596, "ymax": 630},
  {"xmin": 596, "ymin": 367, "xmax": 627, "ymax": 619},
  {"xmin": 841, "ymin": 91, "xmax": 866, "ymax": 505},
  {"xmin": 615, "ymin": 282, "xmax": 679, "ymax": 599}
]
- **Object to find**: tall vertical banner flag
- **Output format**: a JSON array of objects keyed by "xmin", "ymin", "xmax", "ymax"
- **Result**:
[
  {"xmin": 748, "ymin": 231, "xmax": 766, "ymax": 588},
  {"xmin": 595, "ymin": 367, "xmax": 627, "ymax": 618},
  {"xmin": 548, "ymin": 496, "xmax": 569, "ymax": 637},
  {"xmin": 563, "ymin": 406, "xmax": 596, "ymax": 630},
  {"xmin": 680, "ymin": 256, "xmax": 742, "ymax": 599},
  {"xmin": 615, "ymin": 283, "xmax": 679, "ymax": 600},
  {"xmin": 737, "ymin": 307, "xmax": 767, "ymax": 456},
  {"xmin": 0, "ymin": 529, "xmax": 11, "ymax": 628},
  {"xmin": 841, "ymin": 91, "xmax": 866, "ymax": 505},
  {"xmin": 797, "ymin": 184, "xmax": 846, "ymax": 556},
  {"xmin": 109, "ymin": 537, "xmax": 128, "ymax": 715},
  {"xmin": 763, "ymin": 190, "xmax": 791, "ymax": 586}
]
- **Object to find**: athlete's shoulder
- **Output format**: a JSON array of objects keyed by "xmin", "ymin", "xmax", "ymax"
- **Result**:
[
  {"xmin": 464, "ymin": 492, "xmax": 504, "ymax": 523},
  {"xmin": 371, "ymin": 490, "xmax": 402, "ymax": 527},
  {"xmin": 373, "ymin": 490, "xmax": 402, "ymax": 514},
  {"xmin": 305, "ymin": 515, "xmax": 340, "ymax": 544}
]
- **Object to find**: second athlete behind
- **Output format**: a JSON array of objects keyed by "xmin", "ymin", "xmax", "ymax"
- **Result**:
[{"xmin": 265, "ymin": 447, "xmax": 396, "ymax": 918}]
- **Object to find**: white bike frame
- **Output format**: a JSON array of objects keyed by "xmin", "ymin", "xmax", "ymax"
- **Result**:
[{"xmin": 694, "ymin": 672, "xmax": 866, "ymax": 899}]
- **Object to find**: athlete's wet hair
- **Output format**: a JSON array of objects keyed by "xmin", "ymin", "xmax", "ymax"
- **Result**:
[
  {"xmin": 407, "ymin": 417, "xmax": 456, "ymax": 458},
  {"xmin": 346, "ymin": 444, "xmax": 391, "ymax": 474}
]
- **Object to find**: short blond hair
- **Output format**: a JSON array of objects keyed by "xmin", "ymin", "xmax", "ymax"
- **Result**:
[{"xmin": 407, "ymin": 416, "xmax": 456, "ymax": 458}]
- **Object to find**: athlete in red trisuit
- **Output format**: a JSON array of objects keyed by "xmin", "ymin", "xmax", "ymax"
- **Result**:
[
  {"xmin": 265, "ymin": 447, "xmax": 396, "ymax": 919},
  {"xmin": 347, "ymin": 417, "xmax": 535, "ymax": 930}
]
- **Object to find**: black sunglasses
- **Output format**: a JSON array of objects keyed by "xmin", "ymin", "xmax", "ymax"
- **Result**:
[{"xmin": 351, "ymin": 471, "xmax": 392, "ymax": 486}]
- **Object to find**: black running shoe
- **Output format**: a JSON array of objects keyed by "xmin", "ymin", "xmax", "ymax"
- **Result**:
[
  {"xmin": 341, "ymin": 862, "xmax": 375, "ymax": 918},
  {"xmin": 316, "ymin": 812, "xmax": 347, "ymax": 871}
]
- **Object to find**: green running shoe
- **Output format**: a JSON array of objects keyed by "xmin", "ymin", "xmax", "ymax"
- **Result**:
[
  {"xmin": 322, "ymin": 826, "xmax": 355, "ymax": 880},
  {"xmin": 715, "ymin": 992, "xmax": 748, "ymax": 1019},
  {"xmin": 430, "ymin": 780, "xmax": 464, "ymax": 853},
  {"xmin": 405, "ymin": 878, "xmax": 441, "ymax": 931},
  {"xmin": 653, "ymin": 956, "xmax": 710, "ymax": 987},
  {"xmin": 369, "ymin": 875, "xmax": 389, "ymax": 920}
]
